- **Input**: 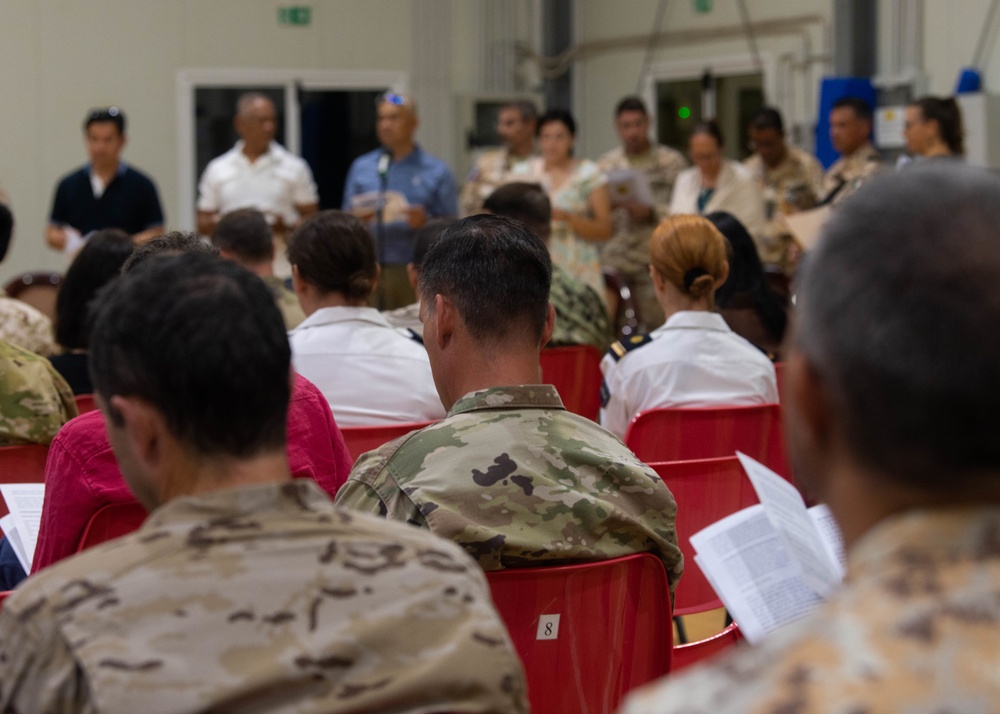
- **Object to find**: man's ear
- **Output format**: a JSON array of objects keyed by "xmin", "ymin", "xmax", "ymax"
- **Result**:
[
  {"xmin": 291, "ymin": 264, "xmax": 306, "ymax": 297},
  {"xmin": 783, "ymin": 349, "xmax": 834, "ymax": 499},
  {"xmin": 540, "ymin": 302, "xmax": 556, "ymax": 349},
  {"xmin": 433, "ymin": 294, "xmax": 454, "ymax": 351},
  {"xmin": 108, "ymin": 395, "xmax": 166, "ymax": 475}
]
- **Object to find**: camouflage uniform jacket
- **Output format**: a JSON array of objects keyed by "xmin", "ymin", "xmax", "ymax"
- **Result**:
[
  {"xmin": 621, "ymin": 506, "xmax": 1000, "ymax": 714},
  {"xmin": 0, "ymin": 339, "xmax": 76, "ymax": 446},
  {"xmin": 336, "ymin": 385, "xmax": 683, "ymax": 595},
  {"xmin": 0, "ymin": 480, "xmax": 529, "ymax": 713},
  {"xmin": 263, "ymin": 274, "xmax": 305, "ymax": 330},
  {"xmin": 596, "ymin": 144, "xmax": 687, "ymax": 276},
  {"xmin": 821, "ymin": 142, "xmax": 884, "ymax": 207},
  {"xmin": 549, "ymin": 264, "xmax": 613, "ymax": 351},
  {"xmin": 0, "ymin": 291, "xmax": 56, "ymax": 356},
  {"xmin": 459, "ymin": 147, "xmax": 534, "ymax": 217},
  {"xmin": 744, "ymin": 146, "xmax": 825, "ymax": 265}
]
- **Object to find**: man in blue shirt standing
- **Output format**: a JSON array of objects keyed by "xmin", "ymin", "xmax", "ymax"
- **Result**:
[{"xmin": 342, "ymin": 93, "xmax": 457, "ymax": 309}]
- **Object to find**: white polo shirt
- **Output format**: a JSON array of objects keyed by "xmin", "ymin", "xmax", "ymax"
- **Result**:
[
  {"xmin": 197, "ymin": 141, "xmax": 318, "ymax": 225},
  {"xmin": 599, "ymin": 310, "xmax": 778, "ymax": 439},
  {"xmin": 289, "ymin": 306, "xmax": 446, "ymax": 428}
]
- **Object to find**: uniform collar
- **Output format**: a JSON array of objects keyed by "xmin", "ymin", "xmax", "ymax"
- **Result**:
[
  {"xmin": 449, "ymin": 385, "xmax": 565, "ymax": 417},
  {"xmin": 291, "ymin": 305, "xmax": 392, "ymax": 333},
  {"xmin": 655, "ymin": 310, "xmax": 731, "ymax": 333}
]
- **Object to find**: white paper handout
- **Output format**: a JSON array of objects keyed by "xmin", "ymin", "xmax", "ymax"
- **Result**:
[
  {"xmin": 0, "ymin": 483, "xmax": 45, "ymax": 574},
  {"xmin": 349, "ymin": 190, "xmax": 411, "ymax": 223},
  {"xmin": 605, "ymin": 169, "xmax": 654, "ymax": 207},
  {"xmin": 688, "ymin": 454, "xmax": 845, "ymax": 644}
]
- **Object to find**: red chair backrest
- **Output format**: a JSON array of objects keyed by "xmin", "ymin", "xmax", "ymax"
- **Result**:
[
  {"xmin": 624, "ymin": 404, "xmax": 791, "ymax": 479},
  {"xmin": 651, "ymin": 458, "xmax": 758, "ymax": 616},
  {"xmin": 672, "ymin": 622, "xmax": 744, "ymax": 672},
  {"xmin": 76, "ymin": 502, "xmax": 148, "ymax": 553},
  {"xmin": 485, "ymin": 553, "xmax": 672, "ymax": 713},
  {"xmin": 540, "ymin": 345, "xmax": 603, "ymax": 420},
  {"xmin": 74, "ymin": 394, "xmax": 97, "ymax": 414},
  {"xmin": 0, "ymin": 445, "xmax": 49, "ymax": 518},
  {"xmin": 339, "ymin": 422, "xmax": 434, "ymax": 462}
]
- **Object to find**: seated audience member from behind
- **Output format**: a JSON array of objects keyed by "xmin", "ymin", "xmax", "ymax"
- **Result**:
[
  {"xmin": 0, "ymin": 341, "xmax": 76, "ymax": 447},
  {"xmin": 483, "ymin": 182, "xmax": 613, "ymax": 352},
  {"xmin": 211, "ymin": 207, "xmax": 306, "ymax": 329},
  {"xmin": 287, "ymin": 210, "xmax": 446, "ymax": 427},
  {"xmin": 382, "ymin": 217, "xmax": 455, "ymax": 336},
  {"xmin": 599, "ymin": 215, "xmax": 778, "ymax": 440},
  {"xmin": 707, "ymin": 211, "xmax": 789, "ymax": 362},
  {"xmin": 30, "ymin": 231, "xmax": 352, "ymax": 580},
  {"xmin": 50, "ymin": 228, "xmax": 135, "ymax": 394},
  {"xmin": 335, "ymin": 215, "xmax": 682, "ymax": 593},
  {"xmin": 0, "ymin": 202, "xmax": 58, "ymax": 357},
  {"xmin": 0, "ymin": 253, "xmax": 528, "ymax": 713},
  {"xmin": 621, "ymin": 163, "xmax": 1000, "ymax": 713}
]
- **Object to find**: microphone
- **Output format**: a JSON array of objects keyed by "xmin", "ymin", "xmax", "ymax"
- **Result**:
[{"xmin": 377, "ymin": 150, "xmax": 391, "ymax": 178}]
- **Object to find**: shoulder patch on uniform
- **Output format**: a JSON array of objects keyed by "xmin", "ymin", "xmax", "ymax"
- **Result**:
[
  {"xmin": 607, "ymin": 333, "xmax": 652, "ymax": 361},
  {"xmin": 406, "ymin": 328, "xmax": 424, "ymax": 345}
]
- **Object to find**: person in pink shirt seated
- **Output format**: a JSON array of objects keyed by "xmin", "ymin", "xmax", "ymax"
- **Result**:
[{"xmin": 28, "ymin": 231, "xmax": 353, "ymax": 577}]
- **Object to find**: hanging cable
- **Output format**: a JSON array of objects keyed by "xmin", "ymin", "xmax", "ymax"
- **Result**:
[
  {"xmin": 737, "ymin": 0, "xmax": 763, "ymax": 73},
  {"xmin": 635, "ymin": 0, "xmax": 670, "ymax": 95}
]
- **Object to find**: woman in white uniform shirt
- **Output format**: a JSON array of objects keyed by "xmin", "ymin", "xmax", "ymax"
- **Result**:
[
  {"xmin": 287, "ymin": 210, "xmax": 446, "ymax": 427},
  {"xmin": 669, "ymin": 120, "xmax": 766, "ymax": 241},
  {"xmin": 599, "ymin": 214, "xmax": 777, "ymax": 439}
]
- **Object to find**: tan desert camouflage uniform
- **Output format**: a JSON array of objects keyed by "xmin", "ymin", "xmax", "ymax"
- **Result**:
[
  {"xmin": 0, "ymin": 480, "xmax": 528, "ymax": 713},
  {"xmin": 337, "ymin": 385, "xmax": 683, "ymax": 595},
  {"xmin": 0, "ymin": 292, "xmax": 56, "ymax": 357},
  {"xmin": 550, "ymin": 263, "xmax": 613, "ymax": 351},
  {"xmin": 0, "ymin": 339, "xmax": 76, "ymax": 446},
  {"xmin": 597, "ymin": 144, "xmax": 687, "ymax": 329},
  {"xmin": 822, "ymin": 142, "xmax": 884, "ymax": 207},
  {"xmin": 459, "ymin": 148, "xmax": 534, "ymax": 217},
  {"xmin": 744, "ymin": 145, "xmax": 825, "ymax": 266},
  {"xmin": 621, "ymin": 507, "xmax": 1000, "ymax": 714}
]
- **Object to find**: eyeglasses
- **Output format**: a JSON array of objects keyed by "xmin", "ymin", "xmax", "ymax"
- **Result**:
[
  {"xmin": 378, "ymin": 92, "xmax": 406, "ymax": 107},
  {"xmin": 88, "ymin": 107, "xmax": 121, "ymax": 121}
]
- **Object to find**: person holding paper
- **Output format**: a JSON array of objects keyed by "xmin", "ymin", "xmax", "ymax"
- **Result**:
[
  {"xmin": 599, "ymin": 215, "xmax": 777, "ymax": 439},
  {"xmin": 46, "ymin": 107, "xmax": 164, "ymax": 252},
  {"xmin": 598, "ymin": 96, "xmax": 688, "ymax": 328},
  {"xmin": 460, "ymin": 100, "xmax": 538, "ymax": 217},
  {"xmin": 620, "ymin": 163, "xmax": 1000, "ymax": 713}
]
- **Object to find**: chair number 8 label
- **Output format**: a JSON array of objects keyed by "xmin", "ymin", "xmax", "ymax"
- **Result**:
[{"xmin": 536, "ymin": 614, "xmax": 560, "ymax": 640}]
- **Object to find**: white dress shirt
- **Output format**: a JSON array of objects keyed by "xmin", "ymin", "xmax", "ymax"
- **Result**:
[
  {"xmin": 197, "ymin": 141, "xmax": 318, "ymax": 225},
  {"xmin": 289, "ymin": 306, "xmax": 445, "ymax": 427},
  {"xmin": 669, "ymin": 160, "xmax": 766, "ymax": 240},
  {"xmin": 599, "ymin": 311, "xmax": 778, "ymax": 439}
]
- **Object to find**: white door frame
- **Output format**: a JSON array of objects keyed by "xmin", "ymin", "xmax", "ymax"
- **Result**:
[
  {"xmin": 176, "ymin": 68, "xmax": 407, "ymax": 231},
  {"xmin": 641, "ymin": 53, "xmax": 777, "ymax": 126}
]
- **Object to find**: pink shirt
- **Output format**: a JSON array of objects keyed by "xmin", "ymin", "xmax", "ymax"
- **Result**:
[{"xmin": 32, "ymin": 373, "xmax": 352, "ymax": 574}]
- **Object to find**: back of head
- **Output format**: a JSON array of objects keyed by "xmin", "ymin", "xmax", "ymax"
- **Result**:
[
  {"xmin": 650, "ymin": 215, "xmax": 728, "ymax": 303},
  {"xmin": 482, "ymin": 182, "xmax": 552, "ymax": 240},
  {"xmin": 56, "ymin": 228, "xmax": 134, "ymax": 350},
  {"xmin": 90, "ymin": 253, "xmax": 290, "ymax": 458},
  {"xmin": 211, "ymin": 208, "xmax": 274, "ymax": 264},
  {"xmin": 121, "ymin": 231, "xmax": 217, "ymax": 274},
  {"xmin": 413, "ymin": 218, "xmax": 455, "ymax": 270},
  {"xmin": 911, "ymin": 95, "xmax": 965, "ymax": 155},
  {"xmin": 795, "ymin": 163, "xmax": 1000, "ymax": 491},
  {"xmin": 831, "ymin": 96, "xmax": 873, "ymax": 122},
  {"xmin": 420, "ymin": 215, "xmax": 552, "ymax": 346},
  {"xmin": 286, "ymin": 210, "xmax": 376, "ymax": 301}
]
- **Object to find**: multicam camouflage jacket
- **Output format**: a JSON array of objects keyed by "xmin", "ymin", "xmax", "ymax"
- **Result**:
[
  {"xmin": 549, "ymin": 264, "xmax": 614, "ymax": 352},
  {"xmin": 0, "ymin": 480, "xmax": 528, "ymax": 713},
  {"xmin": 337, "ymin": 384, "xmax": 683, "ymax": 595},
  {"xmin": 0, "ymin": 339, "xmax": 76, "ymax": 446}
]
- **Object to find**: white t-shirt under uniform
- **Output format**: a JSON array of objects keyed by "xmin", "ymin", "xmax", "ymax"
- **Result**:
[
  {"xmin": 197, "ymin": 141, "xmax": 318, "ymax": 226},
  {"xmin": 599, "ymin": 310, "xmax": 778, "ymax": 439},
  {"xmin": 289, "ymin": 306, "xmax": 446, "ymax": 428}
]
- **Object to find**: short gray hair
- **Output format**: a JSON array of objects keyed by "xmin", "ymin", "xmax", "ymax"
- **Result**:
[
  {"xmin": 794, "ymin": 162, "xmax": 1000, "ymax": 491},
  {"xmin": 235, "ymin": 92, "xmax": 273, "ymax": 117}
]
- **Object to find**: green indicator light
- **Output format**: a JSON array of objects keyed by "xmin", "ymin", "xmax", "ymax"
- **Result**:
[{"xmin": 678, "ymin": 107, "xmax": 691, "ymax": 119}]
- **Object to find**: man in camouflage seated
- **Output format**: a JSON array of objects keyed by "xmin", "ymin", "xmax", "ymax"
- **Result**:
[
  {"xmin": 336, "ymin": 214, "xmax": 682, "ymax": 593},
  {"xmin": 0, "ymin": 253, "xmax": 527, "ymax": 713},
  {"xmin": 0, "ymin": 339, "xmax": 76, "ymax": 446}
]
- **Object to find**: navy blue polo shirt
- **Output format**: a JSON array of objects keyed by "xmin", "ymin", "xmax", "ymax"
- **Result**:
[{"xmin": 49, "ymin": 163, "xmax": 164, "ymax": 235}]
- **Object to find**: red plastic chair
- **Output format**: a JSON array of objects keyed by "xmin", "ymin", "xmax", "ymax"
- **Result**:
[
  {"xmin": 540, "ymin": 345, "xmax": 603, "ymax": 420},
  {"xmin": 485, "ymin": 553, "xmax": 672, "ymax": 713},
  {"xmin": 651, "ymin": 458, "xmax": 758, "ymax": 617},
  {"xmin": 624, "ymin": 404, "xmax": 791, "ymax": 480},
  {"xmin": 339, "ymin": 421, "xmax": 434, "ymax": 462},
  {"xmin": 76, "ymin": 502, "xmax": 148, "ymax": 553},
  {"xmin": 0, "ymin": 445, "xmax": 49, "ymax": 518},
  {"xmin": 74, "ymin": 394, "xmax": 97, "ymax": 414},
  {"xmin": 672, "ymin": 622, "xmax": 744, "ymax": 672}
]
